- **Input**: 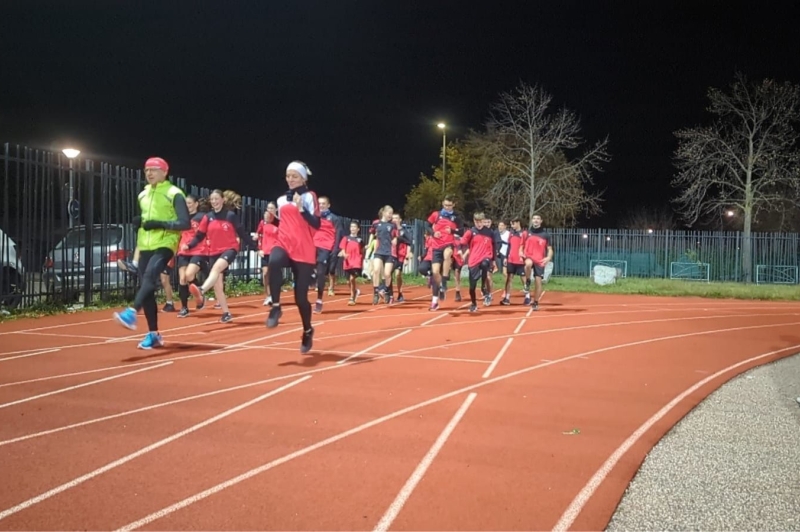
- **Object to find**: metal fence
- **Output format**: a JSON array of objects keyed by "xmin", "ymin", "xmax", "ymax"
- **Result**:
[{"xmin": 3, "ymin": 143, "xmax": 800, "ymax": 311}]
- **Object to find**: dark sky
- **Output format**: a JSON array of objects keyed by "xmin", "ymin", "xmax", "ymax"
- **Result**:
[{"xmin": 3, "ymin": 0, "xmax": 799, "ymax": 226}]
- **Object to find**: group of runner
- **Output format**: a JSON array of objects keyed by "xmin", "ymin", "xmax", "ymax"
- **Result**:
[{"xmin": 113, "ymin": 158, "xmax": 554, "ymax": 354}]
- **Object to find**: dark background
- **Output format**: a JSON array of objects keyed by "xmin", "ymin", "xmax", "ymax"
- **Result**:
[{"xmin": 2, "ymin": 0, "xmax": 799, "ymax": 226}]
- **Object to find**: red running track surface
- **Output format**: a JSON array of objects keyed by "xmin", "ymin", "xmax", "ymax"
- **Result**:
[{"xmin": 1, "ymin": 288, "xmax": 800, "ymax": 531}]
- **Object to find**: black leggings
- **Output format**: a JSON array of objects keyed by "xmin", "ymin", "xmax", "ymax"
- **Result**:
[
  {"xmin": 134, "ymin": 248, "xmax": 174, "ymax": 332},
  {"xmin": 468, "ymin": 262, "xmax": 490, "ymax": 305},
  {"xmin": 268, "ymin": 247, "xmax": 315, "ymax": 331}
]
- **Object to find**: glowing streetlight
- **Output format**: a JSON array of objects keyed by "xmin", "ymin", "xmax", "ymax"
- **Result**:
[
  {"xmin": 726, "ymin": 210, "xmax": 734, "ymax": 217},
  {"xmin": 62, "ymin": 148, "xmax": 80, "ymax": 159},
  {"xmin": 437, "ymin": 123, "xmax": 446, "ymax": 192},
  {"xmin": 647, "ymin": 228, "xmax": 654, "ymax": 234}
]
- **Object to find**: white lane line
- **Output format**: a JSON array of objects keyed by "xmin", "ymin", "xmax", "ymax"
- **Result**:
[
  {"xmin": 336, "ymin": 329, "xmax": 413, "ymax": 365},
  {"xmin": 483, "ymin": 338, "xmax": 514, "ymax": 379},
  {"xmin": 551, "ymin": 343, "xmax": 800, "ymax": 532},
  {"xmin": 0, "ymin": 348, "xmax": 62, "ymax": 363},
  {"xmin": 113, "ymin": 320, "xmax": 800, "ymax": 532},
  {"xmin": 514, "ymin": 320, "xmax": 526, "ymax": 334},
  {"xmin": 0, "ymin": 362, "xmax": 173, "ymax": 410},
  {"xmin": 0, "ymin": 376, "xmax": 310, "ymax": 522},
  {"xmin": 373, "ymin": 392, "xmax": 478, "ymax": 532}
]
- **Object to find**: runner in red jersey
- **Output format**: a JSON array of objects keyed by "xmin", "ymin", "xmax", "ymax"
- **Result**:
[
  {"xmin": 460, "ymin": 212, "xmax": 498, "ymax": 312},
  {"xmin": 388, "ymin": 212, "xmax": 413, "ymax": 303},
  {"xmin": 520, "ymin": 213, "xmax": 553, "ymax": 310},
  {"xmin": 338, "ymin": 221, "xmax": 364, "ymax": 305},
  {"xmin": 266, "ymin": 161, "xmax": 320, "ymax": 355},
  {"xmin": 188, "ymin": 190, "xmax": 250, "ymax": 323},
  {"xmin": 500, "ymin": 218, "xmax": 527, "ymax": 306},
  {"xmin": 481, "ymin": 216, "xmax": 496, "ymax": 297},
  {"xmin": 175, "ymin": 194, "xmax": 210, "ymax": 317},
  {"xmin": 425, "ymin": 194, "xmax": 463, "ymax": 310},
  {"xmin": 312, "ymin": 196, "xmax": 345, "ymax": 313},
  {"xmin": 255, "ymin": 202, "xmax": 279, "ymax": 306},
  {"xmin": 418, "ymin": 231, "xmax": 433, "ymax": 281}
]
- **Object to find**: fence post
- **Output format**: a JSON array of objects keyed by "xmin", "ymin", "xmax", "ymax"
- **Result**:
[{"xmin": 83, "ymin": 160, "xmax": 95, "ymax": 306}]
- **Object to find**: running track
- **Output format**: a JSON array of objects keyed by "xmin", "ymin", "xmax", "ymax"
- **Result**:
[{"xmin": 1, "ymin": 287, "xmax": 800, "ymax": 531}]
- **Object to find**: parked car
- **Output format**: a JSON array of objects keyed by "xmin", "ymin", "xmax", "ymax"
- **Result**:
[
  {"xmin": 0, "ymin": 227, "xmax": 26, "ymax": 309},
  {"xmin": 42, "ymin": 223, "xmax": 137, "ymax": 298}
]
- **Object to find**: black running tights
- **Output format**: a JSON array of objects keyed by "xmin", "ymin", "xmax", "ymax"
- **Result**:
[
  {"xmin": 134, "ymin": 248, "xmax": 174, "ymax": 332},
  {"xmin": 268, "ymin": 246, "xmax": 314, "ymax": 331}
]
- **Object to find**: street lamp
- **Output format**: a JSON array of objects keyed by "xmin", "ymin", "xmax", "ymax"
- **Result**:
[
  {"xmin": 726, "ymin": 210, "xmax": 734, "ymax": 217},
  {"xmin": 437, "ymin": 122, "xmax": 446, "ymax": 192},
  {"xmin": 62, "ymin": 148, "xmax": 80, "ymax": 228}
]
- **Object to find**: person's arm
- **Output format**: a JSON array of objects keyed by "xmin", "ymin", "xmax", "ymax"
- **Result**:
[
  {"xmin": 227, "ymin": 210, "xmax": 253, "ymax": 250},
  {"xmin": 332, "ymin": 215, "xmax": 346, "ymax": 254},
  {"xmin": 296, "ymin": 192, "xmax": 321, "ymax": 229}
]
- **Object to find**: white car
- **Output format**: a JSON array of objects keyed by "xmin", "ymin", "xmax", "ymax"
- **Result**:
[{"xmin": 0, "ymin": 227, "xmax": 26, "ymax": 309}]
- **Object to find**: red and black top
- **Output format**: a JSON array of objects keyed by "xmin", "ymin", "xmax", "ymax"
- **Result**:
[
  {"xmin": 522, "ymin": 227, "xmax": 553, "ymax": 265},
  {"xmin": 339, "ymin": 235, "xmax": 364, "ymax": 271},
  {"xmin": 460, "ymin": 226, "xmax": 497, "ymax": 268},
  {"xmin": 275, "ymin": 186, "xmax": 321, "ymax": 264},
  {"xmin": 178, "ymin": 212, "xmax": 209, "ymax": 257},
  {"xmin": 187, "ymin": 208, "xmax": 250, "ymax": 256}
]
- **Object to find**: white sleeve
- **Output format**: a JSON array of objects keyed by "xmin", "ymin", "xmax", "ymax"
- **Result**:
[{"xmin": 302, "ymin": 192, "xmax": 317, "ymax": 214}]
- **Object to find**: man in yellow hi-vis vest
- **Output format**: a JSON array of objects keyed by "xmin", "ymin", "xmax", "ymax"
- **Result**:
[{"xmin": 114, "ymin": 157, "xmax": 190, "ymax": 349}]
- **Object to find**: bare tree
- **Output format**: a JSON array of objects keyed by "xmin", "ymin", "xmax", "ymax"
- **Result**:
[
  {"xmin": 671, "ymin": 72, "xmax": 800, "ymax": 282},
  {"xmin": 481, "ymin": 82, "xmax": 610, "ymax": 226},
  {"xmin": 619, "ymin": 205, "xmax": 678, "ymax": 231}
]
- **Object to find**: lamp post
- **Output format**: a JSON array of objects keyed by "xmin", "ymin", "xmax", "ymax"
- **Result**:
[
  {"xmin": 437, "ymin": 122, "xmax": 446, "ymax": 192},
  {"xmin": 62, "ymin": 148, "xmax": 80, "ymax": 228}
]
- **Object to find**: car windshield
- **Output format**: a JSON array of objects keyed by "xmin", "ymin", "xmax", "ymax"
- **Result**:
[{"xmin": 55, "ymin": 226, "xmax": 123, "ymax": 249}]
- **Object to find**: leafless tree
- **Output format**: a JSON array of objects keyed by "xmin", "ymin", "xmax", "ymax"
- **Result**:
[
  {"xmin": 481, "ymin": 82, "xmax": 610, "ymax": 227},
  {"xmin": 671, "ymin": 72, "xmax": 800, "ymax": 281},
  {"xmin": 618, "ymin": 205, "xmax": 678, "ymax": 230}
]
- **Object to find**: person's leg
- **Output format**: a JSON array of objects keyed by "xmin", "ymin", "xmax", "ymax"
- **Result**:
[
  {"xmin": 114, "ymin": 248, "xmax": 172, "ymax": 347},
  {"xmin": 468, "ymin": 265, "xmax": 480, "ymax": 311},
  {"xmin": 382, "ymin": 260, "xmax": 395, "ymax": 303},
  {"xmin": 266, "ymin": 247, "xmax": 290, "ymax": 328},
  {"xmin": 160, "ymin": 272, "xmax": 175, "ymax": 311},
  {"xmin": 291, "ymin": 260, "xmax": 316, "ymax": 354}
]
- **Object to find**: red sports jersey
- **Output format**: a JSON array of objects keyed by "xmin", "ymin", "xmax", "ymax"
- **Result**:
[
  {"xmin": 423, "ymin": 236, "xmax": 433, "ymax": 261},
  {"xmin": 460, "ymin": 227, "xmax": 495, "ymax": 268},
  {"xmin": 313, "ymin": 211, "xmax": 339, "ymax": 251},
  {"xmin": 507, "ymin": 229, "xmax": 527, "ymax": 265},
  {"xmin": 205, "ymin": 209, "xmax": 243, "ymax": 255},
  {"xmin": 276, "ymin": 189, "xmax": 320, "ymax": 264},
  {"xmin": 259, "ymin": 221, "xmax": 278, "ymax": 255},
  {"xmin": 339, "ymin": 235, "xmax": 363, "ymax": 270},
  {"xmin": 427, "ymin": 210, "xmax": 460, "ymax": 249},
  {"xmin": 523, "ymin": 228, "xmax": 553, "ymax": 265},
  {"xmin": 179, "ymin": 212, "xmax": 209, "ymax": 256}
]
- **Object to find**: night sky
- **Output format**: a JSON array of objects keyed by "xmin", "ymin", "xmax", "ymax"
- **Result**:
[{"xmin": 3, "ymin": 0, "xmax": 799, "ymax": 227}]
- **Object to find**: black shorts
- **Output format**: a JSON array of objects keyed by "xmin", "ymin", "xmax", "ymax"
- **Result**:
[
  {"xmin": 260, "ymin": 255, "xmax": 270, "ymax": 268},
  {"xmin": 373, "ymin": 253, "xmax": 393, "ymax": 264},
  {"xmin": 344, "ymin": 268, "xmax": 362, "ymax": 278},
  {"xmin": 432, "ymin": 245, "xmax": 454, "ymax": 265},
  {"xmin": 525, "ymin": 259, "xmax": 545, "ymax": 278},
  {"xmin": 393, "ymin": 256, "xmax": 406, "ymax": 270},
  {"xmin": 316, "ymin": 247, "xmax": 338, "ymax": 275},
  {"xmin": 418, "ymin": 260, "xmax": 432, "ymax": 276},
  {"xmin": 177, "ymin": 254, "xmax": 209, "ymax": 270},
  {"xmin": 495, "ymin": 255, "xmax": 506, "ymax": 271},
  {"xmin": 506, "ymin": 262, "xmax": 526, "ymax": 276},
  {"xmin": 210, "ymin": 249, "xmax": 238, "ymax": 267},
  {"xmin": 468, "ymin": 260, "xmax": 492, "ymax": 282}
]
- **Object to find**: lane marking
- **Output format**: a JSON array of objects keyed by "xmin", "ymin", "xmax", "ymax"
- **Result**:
[
  {"xmin": 374, "ymin": 392, "xmax": 478, "ymax": 532},
  {"xmin": 0, "ymin": 362, "xmax": 173, "ymax": 410},
  {"xmin": 0, "ymin": 349, "xmax": 62, "ymax": 363},
  {"xmin": 337, "ymin": 329, "xmax": 413, "ymax": 365},
  {"xmin": 0, "ymin": 376, "xmax": 310, "ymax": 522},
  {"xmin": 551, "ymin": 343, "xmax": 800, "ymax": 532},
  {"xmin": 114, "ymin": 320, "xmax": 800, "ymax": 530},
  {"xmin": 483, "ymin": 338, "xmax": 514, "ymax": 379}
]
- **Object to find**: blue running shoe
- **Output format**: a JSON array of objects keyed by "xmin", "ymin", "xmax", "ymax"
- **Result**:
[
  {"xmin": 137, "ymin": 332, "xmax": 164, "ymax": 349},
  {"xmin": 113, "ymin": 307, "xmax": 137, "ymax": 330}
]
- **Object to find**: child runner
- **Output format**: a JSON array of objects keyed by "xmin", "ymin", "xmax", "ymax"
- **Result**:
[
  {"xmin": 255, "ymin": 202, "xmax": 279, "ymax": 306},
  {"xmin": 175, "ymin": 194, "xmax": 210, "ymax": 317},
  {"xmin": 338, "ymin": 221, "xmax": 364, "ymax": 305},
  {"xmin": 313, "ymin": 196, "xmax": 345, "ymax": 313},
  {"xmin": 500, "ymin": 218, "xmax": 527, "ymax": 305},
  {"xmin": 481, "ymin": 216, "xmax": 495, "ymax": 299},
  {"xmin": 521, "ymin": 213, "xmax": 554, "ymax": 310},
  {"xmin": 188, "ymin": 190, "xmax": 250, "ymax": 323},
  {"xmin": 113, "ymin": 157, "xmax": 190, "ymax": 348},
  {"xmin": 370, "ymin": 206, "xmax": 396, "ymax": 305},
  {"xmin": 266, "ymin": 161, "xmax": 320, "ymax": 355},
  {"xmin": 459, "ymin": 211, "xmax": 498, "ymax": 312},
  {"xmin": 418, "ymin": 229, "xmax": 433, "ymax": 286}
]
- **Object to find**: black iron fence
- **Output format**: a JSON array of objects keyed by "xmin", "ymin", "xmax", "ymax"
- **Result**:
[{"xmin": 2, "ymin": 143, "xmax": 800, "ymax": 311}]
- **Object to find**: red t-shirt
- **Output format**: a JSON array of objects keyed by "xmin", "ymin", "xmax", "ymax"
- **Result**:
[
  {"xmin": 205, "ymin": 209, "xmax": 243, "ymax": 256},
  {"xmin": 427, "ymin": 210, "xmax": 461, "ymax": 249},
  {"xmin": 276, "ymin": 189, "xmax": 320, "ymax": 264},
  {"xmin": 178, "ymin": 212, "xmax": 209, "ymax": 256},
  {"xmin": 523, "ymin": 228, "xmax": 553, "ymax": 265},
  {"xmin": 339, "ymin": 235, "xmax": 363, "ymax": 270},
  {"xmin": 460, "ymin": 226, "xmax": 495, "ymax": 268},
  {"xmin": 258, "ymin": 220, "xmax": 278, "ymax": 255},
  {"xmin": 507, "ymin": 229, "xmax": 527, "ymax": 265},
  {"xmin": 313, "ymin": 212, "xmax": 340, "ymax": 251},
  {"xmin": 422, "ymin": 236, "xmax": 433, "ymax": 262}
]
